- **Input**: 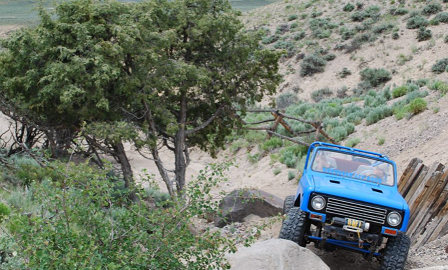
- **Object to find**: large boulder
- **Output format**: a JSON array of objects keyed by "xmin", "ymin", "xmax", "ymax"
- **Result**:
[
  {"xmin": 214, "ymin": 189, "xmax": 283, "ymax": 227},
  {"xmin": 226, "ymin": 239, "xmax": 330, "ymax": 270}
]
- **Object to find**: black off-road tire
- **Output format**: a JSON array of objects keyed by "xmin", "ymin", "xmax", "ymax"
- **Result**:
[
  {"xmin": 380, "ymin": 232, "xmax": 411, "ymax": 270},
  {"xmin": 282, "ymin": 195, "xmax": 295, "ymax": 215},
  {"xmin": 279, "ymin": 207, "xmax": 309, "ymax": 247}
]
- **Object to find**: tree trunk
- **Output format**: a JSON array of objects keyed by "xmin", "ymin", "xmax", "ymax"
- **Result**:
[
  {"xmin": 174, "ymin": 92, "xmax": 188, "ymax": 195},
  {"xmin": 112, "ymin": 141, "xmax": 137, "ymax": 201}
]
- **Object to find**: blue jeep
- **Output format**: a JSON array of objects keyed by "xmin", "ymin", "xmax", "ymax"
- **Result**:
[{"xmin": 279, "ymin": 142, "xmax": 411, "ymax": 270}]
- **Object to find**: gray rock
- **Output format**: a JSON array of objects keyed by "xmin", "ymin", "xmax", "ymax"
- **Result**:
[
  {"xmin": 226, "ymin": 239, "xmax": 330, "ymax": 270},
  {"xmin": 214, "ymin": 189, "xmax": 283, "ymax": 227}
]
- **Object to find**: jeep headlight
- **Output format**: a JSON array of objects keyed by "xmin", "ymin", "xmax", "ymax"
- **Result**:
[
  {"xmin": 311, "ymin": 195, "xmax": 326, "ymax": 210},
  {"xmin": 387, "ymin": 212, "xmax": 401, "ymax": 226}
]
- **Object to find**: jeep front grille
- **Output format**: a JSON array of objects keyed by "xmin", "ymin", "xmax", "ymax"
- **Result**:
[{"xmin": 326, "ymin": 197, "xmax": 387, "ymax": 224}]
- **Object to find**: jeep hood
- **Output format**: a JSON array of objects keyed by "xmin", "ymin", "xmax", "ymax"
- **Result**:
[{"xmin": 312, "ymin": 175, "xmax": 407, "ymax": 210}]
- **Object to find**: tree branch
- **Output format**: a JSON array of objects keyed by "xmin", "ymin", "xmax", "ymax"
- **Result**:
[
  {"xmin": 266, "ymin": 131, "xmax": 310, "ymax": 147},
  {"xmin": 185, "ymin": 105, "xmax": 225, "ymax": 135}
]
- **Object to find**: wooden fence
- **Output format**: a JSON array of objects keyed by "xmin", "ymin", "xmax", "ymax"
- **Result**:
[{"xmin": 398, "ymin": 158, "xmax": 448, "ymax": 248}]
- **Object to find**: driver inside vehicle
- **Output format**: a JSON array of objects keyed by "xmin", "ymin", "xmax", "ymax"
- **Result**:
[
  {"xmin": 360, "ymin": 164, "xmax": 388, "ymax": 182},
  {"xmin": 313, "ymin": 153, "xmax": 331, "ymax": 171}
]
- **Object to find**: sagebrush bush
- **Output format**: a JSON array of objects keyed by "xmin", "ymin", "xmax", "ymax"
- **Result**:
[
  {"xmin": 417, "ymin": 27, "xmax": 432, "ymax": 41},
  {"xmin": 431, "ymin": 80, "xmax": 448, "ymax": 94},
  {"xmin": 276, "ymin": 24, "xmax": 290, "ymax": 34},
  {"xmin": 262, "ymin": 137, "xmax": 283, "ymax": 151},
  {"xmin": 392, "ymin": 32, "xmax": 400, "ymax": 39},
  {"xmin": 365, "ymin": 105, "xmax": 393, "ymax": 125},
  {"xmin": 435, "ymin": 12, "xmax": 448, "ymax": 23},
  {"xmin": 422, "ymin": 2, "xmax": 442, "ymax": 15},
  {"xmin": 338, "ymin": 68, "xmax": 352, "ymax": 78},
  {"xmin": 345, "ymin": 138, "xmax": 361, "ymax": 148},
  {"xmin": 311, "ymin": 88, "xmax": 333, "ymax": 102},
  {"xmin": 293, "ymin": 31, "xmax": 306, "ymax": 40},
  {"xmin": 337, "ymin": 86, "xmax": 348, "ymax": 98},
  {"xmin": 261, "ymin": 35, "xmax": 279, "ymax": 44},
  {"xmin": 392, "ymin": 86, "xmax": 408, "ymax": 98},
  {"xmin": 406, "ymin": 16, "xmax": 429, "ymax": 29},
  {"xmin": 0, "ymin": 202, "xmax": 11, "ymax": 222},
  {"xmin": 390, "ymin": 8, "xmax": 409, "ymax": 15},
  {"xmin": 288, "ymin": 14, "xmax": 298, "ymax": 21},
  {"xmin": 343, "ymin": 3, "xmax": 355, "ymax": 12},
  {"xmin": 276, "ymin": 92, "xmax": 299, "ymax": 108},
  {"xmin": 288, "ymin": 171, "xmax": 296, "ymax": 180},
  {"xmin": 431, "ymin": 58, "xmax": 448, "ymax": 74},
  {"xmin": 394, "ymin": 104, "xmax": 410, "ymax": 120},
  {"xmin": 372, "ymin": 23, "xmax": 394, "ymax": 34},
  {"xmin": 360, "ymin": 68, "xmax": 392, "ymax": 87},
  {"xmin": 409, "ymin": 98, "xmax": 427, "ymax": 114},
  {"xmin": 323, "ymin": 53, "xmax": 336, "ymax": 61},
  {"xmin": 300, "ymin": 54, "xmax": 327, "ymax": 77},
  {"xmin": 339, "ymin": 27, "xmax": 355, "ymax": 40}
]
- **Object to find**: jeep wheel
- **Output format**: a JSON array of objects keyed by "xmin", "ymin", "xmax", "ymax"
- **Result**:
[
  {"xmin": 279, "ymin": 207, "xmax": 309, "ymax": 247},
  {"xmin": 380, "ymin": 232, "xmax": 411, "ymax": 270},
  {"xmin": 282, "ymin": 195, "xmax": 295, "ymax": 215}
]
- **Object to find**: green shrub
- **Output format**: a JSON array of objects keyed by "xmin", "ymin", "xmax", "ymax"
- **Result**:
[
  {"xmin": 445, "ymin": 35, "xmax": 448, "ymax": 43},
  {"xmin": 390, "ymin": 8, "xmax": 409, "ymax": 15},
  {"xmin": 293, "ymin": 31, "xmax": 306, "ymax": 40},
  {"xmin": 360, "ymin": 68, "xmax": 392, "ymax": 87},
  {"xmin": 338, "ymin": 68, "xmax": 352, "ymax": 78},
  {"xmin": 431, "ymin": 58, "xmax": 448, "ymax": 74},
  {"xmin": 394, "ymin": 105, "xmax": 410, "ymax": 120},
  {"xmin": 372, "ymin": 23, "xmax": 394, "ymax": 34},
  {"xmin": 351, "ymin": 11, "xmax": 367, "ymax": 21},
  {"xmin": 276, "ymin": 92, "xmax": 299, "ymax": 108},
  {"xmin": 430, "ymin": 18, "xmax": 440, "ymax": 25},
  {"xmin": 345, "ymin": 138, "xmax": 361, "ymax": 148},
  {"xmin": 366, "ymin": 106, "xmax": 393, "ymax": 125},
  {"xmin": 392, "ymin": 86, "xmax": 408, "ymax": 98},
  {"xmin": 323, "ymin": 53, "xmax": 336, "ymax": 61},
  {"xmin": 273, "ymin": 168, "xmax": 281, "ymax": 175},
  {"xmin": 288, "ymin": 171, "xmax": 296, "ymax": 180},
  {"xmin": 280, "ymin": 145, "xmax": 307, "ymax": 168},
  {"xmin": 262, "ymin": 137, "xmax": 283, "ymax": 151},
  {"xmin": 417, "ymin": 27, "xmax": 432, "ymax": 41},
  {"xmin": 392, "ymin": 32, "xmax": 400, "ymax": 39},
  {"xmin": 409, "ymin": 98, "xmax": 427, "ymax": 114},
  {"xmin": 290, "ymin": 22, "xmax": 299, "ymax": 29},
  {"xmin": 406, "ymin": 16, "xmax": 429, "ymax": 29},
  {"xmin": 288, "ymin": 14, "xmax": 298, "ymax": 21},
  {"xmin": 378, "ymin": 137, "xmax": 385, "ymax": 145},
  {"xmin": 261, "ymin": 35, "xmax": 279, "ymax": 44},
  {"xmin": 276, "ymin": 24, "xmax": 290, "ymax": 34},
  {"xmin": 300, "ymin": 54, "xmax": 327, "ymax": 77},
  {"xmin": 415, "ymin": 78, "xmax": 429, "ymax": 87},
  {"xmin": 435, "ymin": 12, "xmax": 448, "ymax": 23},
  {"xmin": 343, "ymin": 3, "xmax": 355, "ymax": 12},
  {"xmin": 273, "ymin": 40, "xmax": 294, "ymax": 50},
  {"xmin": 431, "ymin": 80, "xmax": 448, "ymax": 94},
  {"xmin": 311, "ymin": 88, "xmax": 333, "ymax": 102},
  {"xmin": 356, "ymin": 2, "xmax": 364, "ymax": 10},
  {"xmin": 422, "ymin": 2, "xmax": 442, "ymax": 15},
  {"xmin": 339, "ymin": 27, "xmax": 355, "ymax": 40},
  {"xmin": 0, "ymin": 202, "xmax": 11, "ymax": 222}
]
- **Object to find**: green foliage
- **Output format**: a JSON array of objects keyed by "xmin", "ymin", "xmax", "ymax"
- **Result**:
[
  {"xmin": 262, "ymin": 35, "xmax": 280, "ymax": 44},
  {"xmin": 422, "ymin": 2, "xmax": 442, "ymax": 15},
  {"xmin": 0, "ymin": 161, "xmax": 246, "ymax": 269},
  {"xmin": 288, "ymin": 14, "xmax": 298, "ymax": 21},
  {"xmin": 372, "ymin": 23, "xmax": 394, "ymax": 34},
  {"xmin": 350, "ymin": 5, "xmax": 381, "ymax": 22},
  {"xmin": 0, "ymin": 202, "xmax": 11, "ymax": 222},
  {"xmin": 392, "ymin": 32, "xmax": 400, "ymax": 39},
  {"xmin": 311, "ymin": 88, "xmax": 333, "ymax": 102},
  {"xmin": 431, "ymin": 58, "xmax": 448, "ymax": 73},
  {"xmin": 276, "ymin": 24, "xmax": 290, "ymax": 34},
  {"xmin": 339, "ymin": 27, "xmax": 355, "ymax": 40},
  {"xmin": 409, "ymin": 98, "xmax": 427, "ymax": 114},
  {"xmin": 394, "ymin": 105, "xmax": 410, "ymax": 120},
  {"xmin": 445, "ymin": 35, "xmax": 448, "ymax": 43},
  {"xmin": 279, "ymin": 145, "xmax": 308, "ymax": 168},
  {"xmin": 417, "ymin": 27, "xmax": 432, "ymax": 41},
  {"xmin": 300, "ymin": 54, "xmax": 327, "ymax": 77},
  {"xmin": 338, "ymin": 68, "xmax": 352, "ymax": 78},
  {"xmin": 343, "ymin": 3, "xmax": 355, "ymax": 12},
  {"xmin": 273, "ymin": 167, "xmax": 281, "ymax": 175},
  {"xmin": 378, "ymin": 137, "xmax": 385, "ymax": 145},
  {"xmin": 309, "ymin": 18, "xmax": 337, "ymax": 39},
  {"xmin": 365, "ymin": 106, "xmax": 393, "ymax": 125},
  {"xmin": 262, "ymin": 137, "xmax": 283, "ymax": 151},
  {"xmin": 276, "ymin": 92, "xmax": 299, "ymax": 108},
  {"xmin": 431, "ymin": 80, "xmax": 448, "ymax": 94},
  {"xmin": 406, "ymin": 16, "xmax": 429, "ymax": 29},
  {"xmin": 345, "ymin": 138, "xmax": 361, "ymax": 148},
  {"xmin": 392, "ymin": 86, "xmax": 408, "ymax": 98},
  {"xmin": 435, "ymin": 12, "xmax": 448, "ymax": 23},
  {"xmin": 287, "ymin": 171, "xmax": 296, "ymax": 180},
  {"xmin": 323, "ymin": 53, "xmax": 336, "ymax": 61},
  {"xmin": 293, "ymin": 31, "xmax": 306, "ymax": 40},
  {"xmin": 360, "ymin": 68, "xmax": 392, "ymax": 87},
  {"xmin": 390, "ymin": 8, "xmax": 409, "ymax": 15}
]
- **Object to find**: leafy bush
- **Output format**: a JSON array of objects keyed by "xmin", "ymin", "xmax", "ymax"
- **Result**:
[
  {"xmin": 262, "ymin": 137, "xmax": 283, "ymax": 151},
  {"xmin": 415, "ymin": 78, "xmax": 429, "ymax": 87},
  {"xmin": 273, "ymin": 40, "xmax": 294, "ymax": 50},
  {"xmin": 392, "ymin": 32, "xmax": 400, "ymax": 39},
  {"xmin": 417, "ymin": 27, "xmax": 432, "ymax": 41},
  {"xmin": 293, "ymin": 31, "xmax": 306, "ymax": 40},
  {"xmin": 409, "ymin": 98, "xmax": 427, "ymax": 114},
  {"xmin": 300, "ymin": 54, "xmax": 327, "ymax": 77},
  {"xmin": 273, "ymin": 168, "xmax": 281, "ymax": 175},
  {"xmin": 430, "ymin": 18, "xmax": 440, "ymax": 25},
  {"xmin": 406, "ymin": 16, "xmax": 429, "ymax": 29},
  {"xmin": 343, "ymin": 3, "xmax": 355, "ymax": 12},
  {"xmin": 288, "ymin": 14, "xmax": 298, "ymax": 21},
  {"xmin": 0, "ymin": 202, "xmax": 11, "ymax": 222},
  {"xmin": 351, "ymin": 11, "xmax": 368, "ymax": 21},
  {"xmin": 261, "ymin": 35, "xmax": 280, "ymax": 44},
  {"xmin": 392, "ymin": 86, "xmax": 408, "ymax": 98},
  {"xmin": 422, "ymin": 2, "xmax": 442, "ymax": 15},
  {"xmin": 323, "ymin": 53, "xmax": 336, "ymax": 61},
  {"xmin": 311, "ymin": 88, "xmax": 333, "ymax": 102},
  {"xmin": 360, "ymin": 68, "xmax": 392, "ymax": 87},
  {"xmin": 276, "ymin": 24, "xmax": 290, "ymax": 35},
  {"xmin": 337, "ymin": 86, "xmax": 348, "ymax": 98},
  {"xmin": 276, "ymin": 92, "xmax": 299, "ymax": 108},
  {"xmin": 372, "ymin": 23, "xmax": 394, "ymax": 34},
  {"xmin": 288, "ymin": 171, "xmax": 296, "ymax": 180},
  {"xmin": 378, "ymin": 137, "xmax": 385, "ymax": 145},
  {"xmin": 394, "ymin": 104, "xmax": 410, "ymax": 120},
  {"xmin": 435, "ymin": 12, "xmax": 448, "ymax": 23},
  {"xmin": 279, "ymin": 145, "xmax": 307, "ymax": 168},
  {"xmin": 431, "ymin": 80, "xmax": 448, "ymax": 94},
  {"xmin": 338, "ymin": 68, "xmax": 352, "ymax": 78},
  {"xmin": 390, "ymin": 8, "xmax": 409, "ymax": 15},
  {"xmin": 445, "ymin": 35, "xmax": 448, "ymax": 43},
  {"xmin": 345, "ymin": 138, "xmax": 361, "ymax": 147},
  {"xmin": 431, "ymin": 58, "xmax": 448, "ymax": 74},
  {"xmin": 365, "ymin": 105, "xmax": 393, "ymax": 125}
]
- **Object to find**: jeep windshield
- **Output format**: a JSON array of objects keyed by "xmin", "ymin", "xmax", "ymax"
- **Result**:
[{"xmin": 311, "ymin": 149, "xmax": 395, "ymax": 186}]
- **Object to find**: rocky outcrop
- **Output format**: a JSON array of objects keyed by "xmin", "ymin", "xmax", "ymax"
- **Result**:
[
  {"xmin": 226, "ymin": 239, "xmax": 330, "ymax": 270},
  {"xmin": 214, "ymin": 189, "xmax": 283, "ymax": 227}
]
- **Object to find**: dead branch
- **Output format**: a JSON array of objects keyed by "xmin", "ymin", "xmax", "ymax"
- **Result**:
[{"xmin": 266, "ymin": 131, "xmax": 310, "ymax": 147}]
